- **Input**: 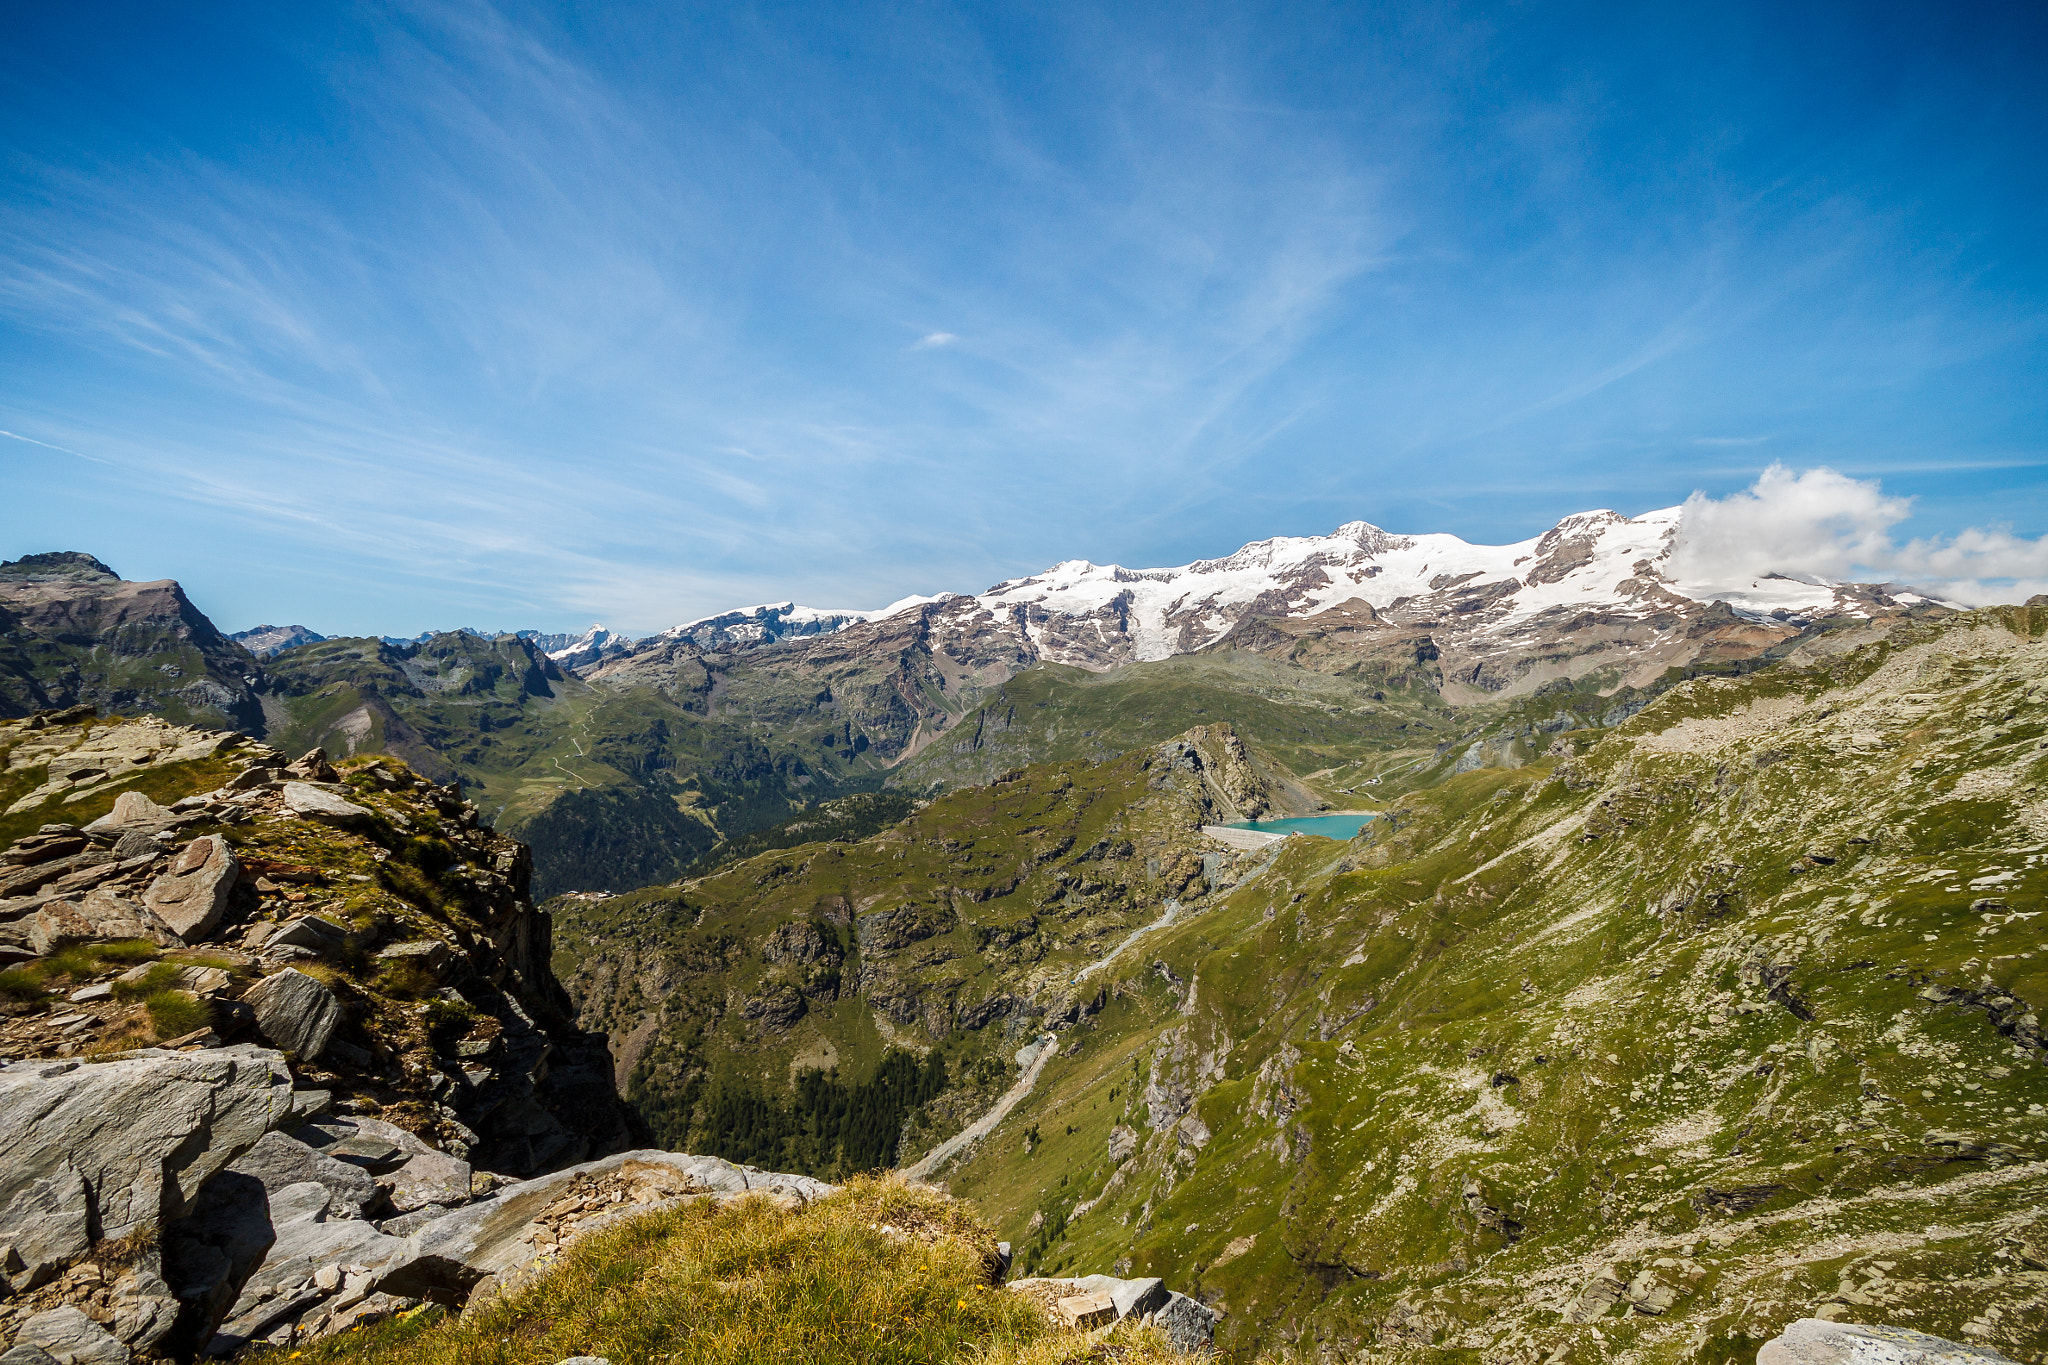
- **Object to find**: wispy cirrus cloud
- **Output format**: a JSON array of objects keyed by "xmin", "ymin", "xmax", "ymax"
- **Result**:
[{"xmin": 0, "ymin": 0, "xmax": 2040, "ymax": 633}]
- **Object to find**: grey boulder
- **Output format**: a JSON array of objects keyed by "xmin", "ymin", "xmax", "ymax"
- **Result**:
[
  {"xmin": 227, "ymin": 1131, "xmax": 380, "ymax": 1219},
  {"xmin": 1758, "ymin": 1319, "xmax": 2020, "ymax": 1364},
  {"xmin": 0, "ymin": 1049, "xmax": 293, "ymax": 1285},
  {"xmin": 1, "ymin": 1161, "xmax": 92, "ymax": 1290},
  {"xmin": 141, "ymin": 835, "xmax": 238, "ymax": 942},
  {"xmin": 383, "ymin": 1150, "xmax": 474, "ymax": 1214},
  {"xmin": 77, "ymin": 887, "xmax": 181, "ymax": 946},
  {"xmin": 242, "ymin": 968, "xmax": 342, "ymax": 1059},
  {"xmin": 0, "ymin": 1345, "xmax": 62, "ymax": 1365},
  {"xmin": 1154, "ymin": 1291, "xmax": 1218, "ymax": 1354},
  {"xmin": 85, "ymin": 790, "xmax": 174, "ymax": 831},
  {"xmin": 296, "ymin": 1113, "xmax": 437, "ymax": 1173},
  {"xmin": 27, "ymin": 888, "xmax": 181, "ymax": 956}
]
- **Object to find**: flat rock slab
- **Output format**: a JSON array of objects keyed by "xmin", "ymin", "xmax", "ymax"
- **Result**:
[
  {"xmin": 14, "ymin": 1305, "xmax": 131, "ymax": 1365},
  {"xmin": 243, "ymin": 968, "xmax": 342, "ymax": 1060},
  {"xmin": 281, "ymin": 782, "xmax": 372, "ymax": 825},
  {"xmin": 1055, "ymin": 1292, "xmax": 1117, "ymax": 1330},
  {"xmin": 384, "ymin": 1150, "xmax": 474, "ymax": 1213},
  {"xmin": 1758, "ymin": 1318, "xmax": 2021, "ymax": 1364},
  {"xmin": 0, "ymin": 1048, "xmax": 292, "ymax": 1276}
]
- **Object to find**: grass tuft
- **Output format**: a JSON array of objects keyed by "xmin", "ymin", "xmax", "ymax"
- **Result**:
[
  {"xmin": 112, "ymin": 962, "xmax": 183, "ymax": 1001},
  {"xmin": 92, "ymin": 939, "xmax": 165, "ymax": 965},
  {"xmin": 0, "ymin": 966, "xmax": 50, "ymax": 1002},
  {"xmin": 144, "ymin": 990, "xmax": 211, "ymax": 1039},
  {"xmin": 251, "ymin": 1176, "xmax": 1201, "ymax": 1365},
  {"xmin": 377, "ymin": 958, "xmax": 440, "ymax": 1001}
]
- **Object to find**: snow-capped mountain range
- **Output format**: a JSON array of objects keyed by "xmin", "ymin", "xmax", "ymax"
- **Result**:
[
  {"xmin": 247, "ymin": 506, "xmax": 1941, "ymax": 687},
  {"xmin": 562, "ymin": 504, "xmax": 1939, "ymax": 671}
]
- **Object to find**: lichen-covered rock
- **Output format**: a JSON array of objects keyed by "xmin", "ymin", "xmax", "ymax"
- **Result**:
[{"xmin": 140, "ymin": 834, "xmax": 238, "ymax": 941}]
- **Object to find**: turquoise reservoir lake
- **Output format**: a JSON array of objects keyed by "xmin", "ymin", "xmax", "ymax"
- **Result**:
[{"xmin": 1223, "ymin": 812, "xmax": 1378, "ymax": 839}]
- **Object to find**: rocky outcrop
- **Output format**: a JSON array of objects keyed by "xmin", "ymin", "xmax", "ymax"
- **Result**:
[
  {"xmin": 380, "ymin": 1149, "xmax": 832, "ymax": 1307},
  {"xmin": 1006, "ymin": 1273, "xmax": 1215, "ymax": 1353},
  {"xmin": 0, "ymin": 1047, "xmax": 296, "ymax": 1357},
  {"xmin": 0, "ymin": 713, "xmax": 648, "ymax": 1358},
  {"xmin": 1757, "ymin": 1318, "xmax": 2020, "ymax": 1363},
  {"xmin": 225, "ymin": 627, "xmax": 325, "ymax": 660}
]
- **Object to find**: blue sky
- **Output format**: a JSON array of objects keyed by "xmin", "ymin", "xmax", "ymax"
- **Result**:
[{"xmin": 3, "ymin": 0, "xmax": 2044, "ymax": 635}]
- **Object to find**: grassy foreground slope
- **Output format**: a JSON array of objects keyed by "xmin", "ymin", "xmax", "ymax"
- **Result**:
[
  {"xmin": 928, "ymin": 604, "xmax": 2048, "ymax": 1363},
  {"xmin": 257, "ymin": 1177, "xmax": 1203, "ymax": 1365}
]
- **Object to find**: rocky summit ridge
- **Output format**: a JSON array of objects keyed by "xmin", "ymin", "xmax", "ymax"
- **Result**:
[{"xmin": 0, "ymin": 709, "xmax": 660, "ymax": 1358}]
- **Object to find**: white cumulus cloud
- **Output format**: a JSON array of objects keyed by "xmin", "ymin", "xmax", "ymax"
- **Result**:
[
  {"xmin": 911, "ymin": 331, "xmax": 959, "ymax": 349},
  {"xmin": 1670, "ymin": 463, "xmax": 2048, "ymax": 607}
]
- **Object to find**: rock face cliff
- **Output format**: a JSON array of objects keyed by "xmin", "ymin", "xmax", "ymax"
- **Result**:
[{"xmin": 0, "ymin": 709, "xmax": 647, "ymax": 1358}]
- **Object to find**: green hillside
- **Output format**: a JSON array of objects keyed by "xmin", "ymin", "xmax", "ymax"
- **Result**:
[
  {"xmin": 553, "ymin": 603, "xmax": 2048, "ymax": 1361},
  {"xmin": 927, "ymin": 603, "xmax": 2048, "ymax": 1361},
  {"xmin": 551, "ymin": 722, "xmax": 1288, "ymax": 1173}
]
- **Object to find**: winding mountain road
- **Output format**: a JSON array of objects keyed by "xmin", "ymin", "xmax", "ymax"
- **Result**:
[{"xmin": 900, "ymin": 1033, "xmax": 1057, "ymax": 1182}]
